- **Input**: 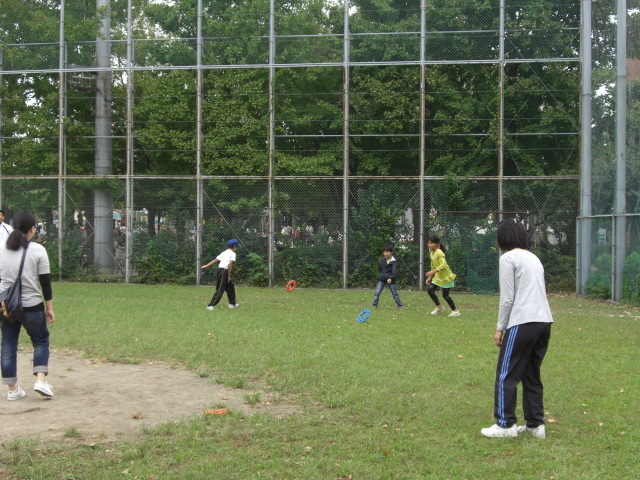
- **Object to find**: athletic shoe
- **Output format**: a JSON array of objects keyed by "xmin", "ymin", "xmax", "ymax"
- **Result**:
[
  {"xmin": 33, "ymin": 381, "xmax": 54, "ymax": 398},
  {"xmin": 7, "ymin": 386, "xmax": 26, "ymax": 401},
  {"xmin": 206, "ymin": 306, "xmax": 214, "ymax": 311},
  {"xmin": 481, "ymin": 424, "xmax": 518, "ymax": 438},
  {"xmin": 430, "ymin": 306, "xmax": 445, "ymax": 315},
  {"xmin": 517, "ymin": 425, "xmax": 546, "ymax": 438},
  {"xmin": 228, "ymin": 304, "xmax": 239, "ymax": 309},
  {"xmin": 448, "ymin": 310, "xmax": 461, "ymax": 317},
  {"xmin": 397, "ymin": 306, "xmax": 404, "ymax": 310}
]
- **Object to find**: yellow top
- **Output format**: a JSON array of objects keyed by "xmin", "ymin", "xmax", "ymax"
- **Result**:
[{"xmin": 429, "ymin": 248, "xmax": 456, "ymax": 286}]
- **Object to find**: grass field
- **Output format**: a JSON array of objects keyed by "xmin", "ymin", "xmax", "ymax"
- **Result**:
[{"xmin": 2, "ymin": 283, "xmax": 639, "ymax": 480}]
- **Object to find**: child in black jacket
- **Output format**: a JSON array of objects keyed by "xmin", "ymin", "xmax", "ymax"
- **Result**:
[{"xmin": 372, "ymin": 245, "xmax": 403, "ymax": 309}]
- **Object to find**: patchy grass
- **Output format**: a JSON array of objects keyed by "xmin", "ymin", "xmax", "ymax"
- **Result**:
[{"xmin": 2, "ymin": 283, "xmax": 639, "ymax": 480}]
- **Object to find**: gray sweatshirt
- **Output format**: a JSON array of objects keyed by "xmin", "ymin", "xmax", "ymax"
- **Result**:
[{"xmin": 497, "ymin": 248, "xmax": 553, "ymax": 331}]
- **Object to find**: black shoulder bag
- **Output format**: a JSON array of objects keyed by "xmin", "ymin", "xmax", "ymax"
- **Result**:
[{"xmin": 0, "ymin": 244, "xmax": 29, "ymax": 324}]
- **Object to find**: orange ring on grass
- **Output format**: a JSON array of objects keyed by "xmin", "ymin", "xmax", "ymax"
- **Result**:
[
  {"xmin": 204, "ymin": 409, "xmax": 228, "ymax": 415},
  {"xmin": 285, "ymin": 280, "xmax": 298, "ymax": 292}
]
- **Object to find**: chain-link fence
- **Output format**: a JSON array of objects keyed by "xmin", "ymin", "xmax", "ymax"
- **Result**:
[
  {"xmin": 574, "ymin": 0, "xmax": 640, "ymax": 303},
  {"xmin": 0, "ymin": 176, "xmax": 578, "ymax": 293},
  {"xmin": 3, "ymin": 0, "xmax": 634, "ymax": 297}
]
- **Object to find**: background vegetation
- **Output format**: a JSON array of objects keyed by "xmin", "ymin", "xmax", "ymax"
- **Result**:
[{"xmin": 1, "ymin": 0, "xmax": 639, "ymax": 302}]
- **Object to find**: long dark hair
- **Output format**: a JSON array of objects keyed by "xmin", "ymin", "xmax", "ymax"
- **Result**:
[
  {"xmin": 427, "ymin": 235, "xmax": 446, "ymax": 254},
  {"xmin": 6, "ymin": 211, "xmax": 36, "ymax": 251}
]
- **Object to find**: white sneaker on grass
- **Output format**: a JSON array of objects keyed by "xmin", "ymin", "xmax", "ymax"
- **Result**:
[
  {"xmin": 228, "ymin": 304, "xmax": 239, "ymax": 309},
  {"xmin": 517, "ymin": 425, "xmax": 546, "ymax": 438},
  {"xmin": 430, "ymin": 306, "xmax": 445, "ymax": 315},
  {"xmin": 481, "ymin": 424, "xmax": 518, "ymax": 438},
  {"xmin": 206, "ymin": 306, "xmax": 214, "ymax": 311},
  {"xmin": 7, "ymin": 386, "xmax": 26, "ymax": 401},
  {"xmin": 33, "ymin": 381, "xmax": 53, "ymax": 398},
  {"xmin": 448, "ymin": 310, "xmax": 461, "ymax": 317}
]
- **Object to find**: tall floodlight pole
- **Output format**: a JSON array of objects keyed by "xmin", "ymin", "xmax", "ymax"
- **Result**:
[
  {"xmin": 342, "ymin": 0, "xmax": 350, "ymax": 289},
  {"xmin": 578, "ymin": 0, "xmax": 593, "ymax": 295},
  {"xmin": 94, "ymin": 0, "xmax": 114, "ymax": 273},
  {"xmin": 613, "ymin": 0, "xmax": 627, "ymax": 301}
]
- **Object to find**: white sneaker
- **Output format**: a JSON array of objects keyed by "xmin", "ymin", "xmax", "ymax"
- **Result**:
[
  {"xmin": 228, "ymin": 304, "xmax": 239, "ymax": 309},
  {"xmin": 481, "ymin": 424, "xmax": 518, "ymax": 438},
  {"xmin": 33, "ymin": 381, "xmax": 53, "ymax": 398},
  {"xmin": 517, "ymin": 425, "xmax": 546, "ymax": 438},
  {"xmin": 206, "ymin": 306, "xmax": 214, "ymax": 311},
  {"xmin": 448, "ymin": 310, "xmax": 461, "ymax": 317},
  {"xmin": 7, "ymin": 386, "xmax": 26, "ymax": 401},
  {"xmin": 430, "ymin": 306, "xmax": 445, "ymax": 315}
]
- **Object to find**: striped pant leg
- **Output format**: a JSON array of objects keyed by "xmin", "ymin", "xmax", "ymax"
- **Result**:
[
  {"xmin": 493, "ymin": 322, "xmax": 551, "ymax": 428},
  {"xmin": 208, "ymin": 269, "xmax": 228, "ymax": 307},
  {"xmin": 522, "ymin": 323, "xmax": 551, "ymax": 427}
]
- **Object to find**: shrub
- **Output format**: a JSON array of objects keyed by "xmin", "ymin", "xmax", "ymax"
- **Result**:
[
  {"xmin": 623, "ymin": 251, "xmax": 640, "ymax": 304},
  {"xmin": 275, "ymin": 243, "xmax": 343, "ymax": 288},
  {"xmin": 585, "ymin": 253, "xmax": 612, "ymax": 299}
]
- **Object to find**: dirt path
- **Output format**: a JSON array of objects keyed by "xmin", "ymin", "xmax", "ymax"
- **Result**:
[{"xmin": 0, "ymin": 350, "xmax": 299, "ymax": 443}]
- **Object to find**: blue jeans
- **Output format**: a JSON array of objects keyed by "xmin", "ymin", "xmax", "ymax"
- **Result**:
[
  {"xmin": 372, "ymin": 281, "xmax": 403, "ymax": 307},
  {"xmin": 1, "ymin": 310, "xmax": 50, "ymax": 385}
]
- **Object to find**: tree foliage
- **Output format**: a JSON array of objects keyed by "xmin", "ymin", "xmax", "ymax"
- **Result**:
[{"xmin": 0, "ymin": 0, "xmax": 598, "ymax": 287}]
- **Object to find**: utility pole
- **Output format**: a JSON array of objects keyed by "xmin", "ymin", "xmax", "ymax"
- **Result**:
[{"xmin": 94, "ymin": 0, "xmax": 114, "ymax": 273}]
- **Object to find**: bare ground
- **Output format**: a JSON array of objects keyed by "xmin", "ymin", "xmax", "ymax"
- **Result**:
[{"xmin": 0, "ymin": 349, "xmax": 300, "ymax": 443}]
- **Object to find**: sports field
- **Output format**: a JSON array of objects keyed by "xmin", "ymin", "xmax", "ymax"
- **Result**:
[{"xmin": 2, "ymin": 283, "xmax": 638, "ymax": 479}]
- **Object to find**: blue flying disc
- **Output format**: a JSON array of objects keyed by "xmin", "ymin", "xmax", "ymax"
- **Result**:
[{"xmin": 357, "ymin": 309, "xmax": 371, "ymax": 323}]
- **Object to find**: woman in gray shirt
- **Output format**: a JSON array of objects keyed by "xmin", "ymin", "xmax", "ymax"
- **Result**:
[
  {"xmin": 0, "ymin": 212, "xmax": 55, "ymax": 400},
  {"xmin": 481, "ymin": 219, "xmax": 553, "ymax": 439}
]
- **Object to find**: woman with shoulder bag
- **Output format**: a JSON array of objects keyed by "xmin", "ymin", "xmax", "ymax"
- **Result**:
[{"xmin": 0, "ymin": 212, "xmax": 55, "ymax": 400}]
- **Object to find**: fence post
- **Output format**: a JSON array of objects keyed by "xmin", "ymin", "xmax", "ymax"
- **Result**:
[
  {"xmin": 195, "ymin": 0, "xmax": 203, "ymax": 286},
  {"xmin": 418, "ymin": 0, "xmax": 426, "ymax": 290},
  {"xmin": 124, "ymin": 0, "xmax": 134, "ymax": 284},
  {"xmin": 578, "ymin": 0, "xmax": 593, "ymax": 296},
  {"xmin": 268, "ymin": 0, "xmax": 276, "ymax": 287},
  {"xmin": 613, "ymin": 0, "xmax": 627, "ymax": 302},
  {"xmin": 342, "ymin": 0, "xmax": 351, "ymax": 289},
  {"xmin": 497, "ymin": 0, "xmax": 505, "ymax": 223},
  {"xmin": 57, "ymin": 0, "xmax": 66, "ymax": 281}
]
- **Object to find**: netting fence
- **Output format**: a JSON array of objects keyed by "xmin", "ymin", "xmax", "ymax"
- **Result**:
[
  {"xmin": 0, "ymin": 0, "xmax": 637, "ymax": 297},
  {"xmin": 0, "ymin": 176, "xmax": 579, "ymax": 292}
]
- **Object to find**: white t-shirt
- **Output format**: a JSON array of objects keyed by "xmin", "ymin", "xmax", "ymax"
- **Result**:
[
  {"xmin": 216, "ymin": 249, "xmax": 236, "ymax": 269},
  {"xmin": 0, "ymin": 223, "xmax": 13, "ymax": 245},
  {"xmin": 497, "ymin": 248, "xmax": 553, "ymax": 331},
  {"xmin": 0, "ymin": 242, "xmax": 50, "ymax": 308}
]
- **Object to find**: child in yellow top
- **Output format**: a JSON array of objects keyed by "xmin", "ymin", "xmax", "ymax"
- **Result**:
[{"xmin": 425, "ymin": 235, "xmax": 460, "ymax": 317}]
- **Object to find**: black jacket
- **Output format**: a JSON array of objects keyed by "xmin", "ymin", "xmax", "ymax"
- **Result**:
[{"xmin": 378, "ymin": 256, "xmax": 398, "ymax": 283}]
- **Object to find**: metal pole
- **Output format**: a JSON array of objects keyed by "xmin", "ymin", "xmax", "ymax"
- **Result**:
[
  {"xmin": 95, "ymin": 0, "xmax": 114, "ymax": 272},
  {"xmin": 57, "ymin": 0, "xmax": 66, "ymax": 281},
  {"xmin": 268, "ymin": 0, "xmax": 276, "ymax": 287},
  {"xmin": 578, "ymin": 0, "xmax": 593, "ymax": 295},
  {"xmin": 498, "ymin": 0, "xmax": 505, "ymax": 222},
  {"xmin": 195, "ymin": 0, "xmax": 203, "ymax": 286},
  {"xmin": 419, "ymin": 0, "xmax": 426, "ymax": 290},
  {"xmin": 611, "ymin": 214, "xmax": 616, "ymax": 302},
  {"xmin": 613, "ymin": 0, "xmax": 627, "ymax": 302},
  {"xmin": 0, "ymin": 45, "xmax": 3, "ymax": 207},
  {"xmin": 342, "ymin": 0, "xmax": 350, "ymax": 289},
  {"xmin": 125, "ymin": 0, "xmax": 134, "ymax": 283}
]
